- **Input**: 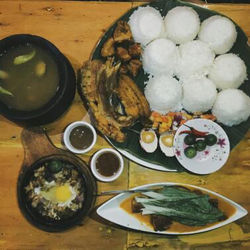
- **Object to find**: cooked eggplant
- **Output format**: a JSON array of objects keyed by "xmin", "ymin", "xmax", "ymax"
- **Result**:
[
  {"xmin": 151, "ymin": 215, "xmax": 173, "ymax": 231},
  {"xmin": 132, "ymin": 197, "xmax": 144, "ymax": 213}
]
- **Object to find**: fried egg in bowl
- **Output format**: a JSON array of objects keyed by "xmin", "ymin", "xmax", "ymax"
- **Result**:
[{"xmin": 17, "ymin": 155, "xmax": 96, "ymax": 232}]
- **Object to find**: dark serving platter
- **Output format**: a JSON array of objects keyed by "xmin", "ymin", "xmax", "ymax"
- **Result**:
[{"xmin": 86, "ymin": 0, "xmax": 250, "ymax": 172}]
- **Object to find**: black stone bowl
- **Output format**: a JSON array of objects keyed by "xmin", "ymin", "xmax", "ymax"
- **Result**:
[
  {"xmin": 17, "ymin": 154, "xmax": 97, "ymax": 232},
  {"xmin": 0, "ymin": 34, "xmax": 76, "ymax": 126}
]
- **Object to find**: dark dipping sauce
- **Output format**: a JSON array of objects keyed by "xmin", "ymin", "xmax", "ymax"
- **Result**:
[
  {"xmin": 69, "ymin": 125, "xmax": 94, "ymax": 150},
  {"xmin": 96, "ymin": 152, "xmax": 120, "ymax": 177}
]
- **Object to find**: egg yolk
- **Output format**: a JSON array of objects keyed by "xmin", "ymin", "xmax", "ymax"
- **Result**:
[
  {"xmin": 41, "ymin": 184, "xmax": 73, "ymax": 203},
  {"xmin": 161, "ymin": 135, "xmax": 174, "ymax": 147},
  {"xmin": 141, "ymin": 131, "xmax": 155, "ymax": 143},
  {"xmin": 55, "ymin": 185, "xmax": 72, "ymax": 203}
]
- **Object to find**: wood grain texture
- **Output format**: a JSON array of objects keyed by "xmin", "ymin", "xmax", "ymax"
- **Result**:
[{"xmin": 0, "ymin": 1, "xmax": 249, "ymax": 249}]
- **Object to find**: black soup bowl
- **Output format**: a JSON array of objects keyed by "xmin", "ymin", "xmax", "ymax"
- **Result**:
[
  {"xmin": 17, "ymin": 154, "xmax": 97, "ymax": 232},
  {"xmin": 0, "ymin": 34, "xmax": 76, "ymax": 126}
]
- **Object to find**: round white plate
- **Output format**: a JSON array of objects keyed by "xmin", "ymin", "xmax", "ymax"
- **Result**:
[{"xmin": 174, "ymin": 119, "xmax": 230, "ymax": 175}]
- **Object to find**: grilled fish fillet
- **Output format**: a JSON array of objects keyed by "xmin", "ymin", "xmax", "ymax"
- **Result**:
[{"xmin": 80, "ymin": 60, "xmax": 126, "ymax": 142}]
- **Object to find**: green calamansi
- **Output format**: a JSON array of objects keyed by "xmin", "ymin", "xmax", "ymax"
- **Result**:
[
  {"xmin": 183, "ymin": 132, "xmax": 218, "ymax": 159},
  {"xmin": 184, "ymin": 146, "xmax": 197, "ymax": 158},
  {"xmin": 194, "ymin": 140, "xmax": 207, "ymax": 151},
  {"xmin": 184, "ymin": 134, "xmax": 196, "ymax": 145},
  {"xmin": 205, "ymin": 134, "xmax": 218, "ymax": 146},
  {"xmin": 48, "ymin": 160, "xmax": 63, "ymax": 173}
]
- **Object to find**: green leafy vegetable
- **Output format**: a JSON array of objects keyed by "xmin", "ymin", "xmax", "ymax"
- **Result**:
[
  {"xmin": 135, "ymin": 186, "xmax": 225, "ymax": 226},
  {"xmin": 13, "ymin": 50, "xmax": 36, "ymax": 65},
  {"xmin": 0, "ymin": 86, "xmax": 13, "ymax": 96}
]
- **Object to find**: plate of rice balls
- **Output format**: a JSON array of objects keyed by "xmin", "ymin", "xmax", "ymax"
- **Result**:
[{"xmin": 78, "ymin": 0, "xmax": 250, "ymax": 173}]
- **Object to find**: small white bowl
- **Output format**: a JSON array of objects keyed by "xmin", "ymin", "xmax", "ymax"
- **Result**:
[
  {"xmin": 90, "ymin": 148, "xmax": 124, "ymax": 182},
  {"xmin": 63, "ymin": 121, "xmax": 97, "ymax": 154}
]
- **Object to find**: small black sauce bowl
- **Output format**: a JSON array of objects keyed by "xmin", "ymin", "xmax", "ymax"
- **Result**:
[
  {"xmin": 0, "ymin": 34, "xmax": 76, "ymax": 126},
  {"xmin": 17, "ymin": 154, "xmax": 97, "ymax": 232}
]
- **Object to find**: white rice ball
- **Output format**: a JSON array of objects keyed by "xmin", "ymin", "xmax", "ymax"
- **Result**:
[
  {"xmin": 176, "ymin": 40, "xmax": 215, "ymax": 80},
  {"xmin": 208, "ymin": 53, "xmax": 247, "ymax": 90},
  {"xmin": 182, "ymin": 77, "xmax": 217, "ymax": 113},
  {"xmin": 128, "ymin": 6, "xmax": 164, "ymax": 46},
  {"xmin": 198, "ymin": 15, "xmax": 237, "ymax": 55},
  {"xmin": 164, "ymin": 6, "xmax": 200, "ymax": 44},
  {"xmin": 212, "ymin": 89, "xmax": 250, "ymax": 126},
  {"xmin": 145, "ymin": 75, "xmax": 182, "ymax": 114},
  {"xmin": 142, "ymin": 38, "xmax": 178, "ymax": 76}
]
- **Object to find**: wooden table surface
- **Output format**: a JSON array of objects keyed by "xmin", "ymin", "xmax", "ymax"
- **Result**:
[{"xmin": 0, "ymin": 1, "xmax": 250, "ymax": 249}]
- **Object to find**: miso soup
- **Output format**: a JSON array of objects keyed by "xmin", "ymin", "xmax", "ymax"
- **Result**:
[{"xmin": 0, "ymin": 43, "xmax": 59, "ymax": 111}]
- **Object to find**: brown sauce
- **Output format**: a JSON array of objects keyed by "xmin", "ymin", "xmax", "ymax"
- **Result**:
[
  {"xmin": 120, "ymin": 186, "xmax": 237, "ymax": 233},
  {"xmin": 96, "ymin": 152, "xmax": 120, "ymax": 177},
  {"xmin": 120, "ymin": 194, "xmax": 153, "ymax": 228},
  {"xmin": 69, "ymin": 125, "xmax": 94, "ymax": 150}
]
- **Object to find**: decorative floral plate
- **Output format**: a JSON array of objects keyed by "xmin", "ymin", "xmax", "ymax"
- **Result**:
[{"xmin": 174, "ymin": 119, "xmax": 230, "ymax": 174}]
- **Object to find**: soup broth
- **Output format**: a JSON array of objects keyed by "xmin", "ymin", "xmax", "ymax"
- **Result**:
[{"xmin": 0, "ymin": 43, "xmax": 59, "ymax": 111}]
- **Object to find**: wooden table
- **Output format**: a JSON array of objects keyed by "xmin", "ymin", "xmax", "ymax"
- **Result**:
[{"xmin": 0, "ymin": 1, "xmax": 250, "ymax": 249}]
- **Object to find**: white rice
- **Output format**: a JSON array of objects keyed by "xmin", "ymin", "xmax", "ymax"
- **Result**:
[
  {"xmin": 208, "ymin": 53, "xmax": 247, "ymax": 90},
  {"xmin": 176, "ymin": 40, "xmax": 215, "ymax": 80},
  {"xmin": 164, "ymin": 6, "xmax": 200, "ymax": 44},
  {"xmin": 212, "ymin": 89, "xmax": 250, "ymax": 126},
  {"xmin": 128, "ymin": 6, "xmax": 164, "ymax": 46},
  {"xmin": 198, "ymin": 15, "xmax": 237, "ymax": 55},
  {"xmin": 142, "ymin": 38, "xmax": 178, "ymax": 76},
  {"xmin": 144, "ymin": 75, "xmax": 182, "ymax": 114},
  {"xmin": 182, "ymin": 77, "xmax": 217, "ymax": 113}
]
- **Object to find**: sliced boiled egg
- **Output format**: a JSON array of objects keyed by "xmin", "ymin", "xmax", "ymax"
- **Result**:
[
  {"xmin": 140, "ymin": 129, "xmax": 158, "ymax": 153},
  {"xmin": 159, "ymin": 132, "xmax": 175, "ymax": 157},
  {"xmin": 39, "ymin": 183, "xmax": 77, "ymax": 207}
]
